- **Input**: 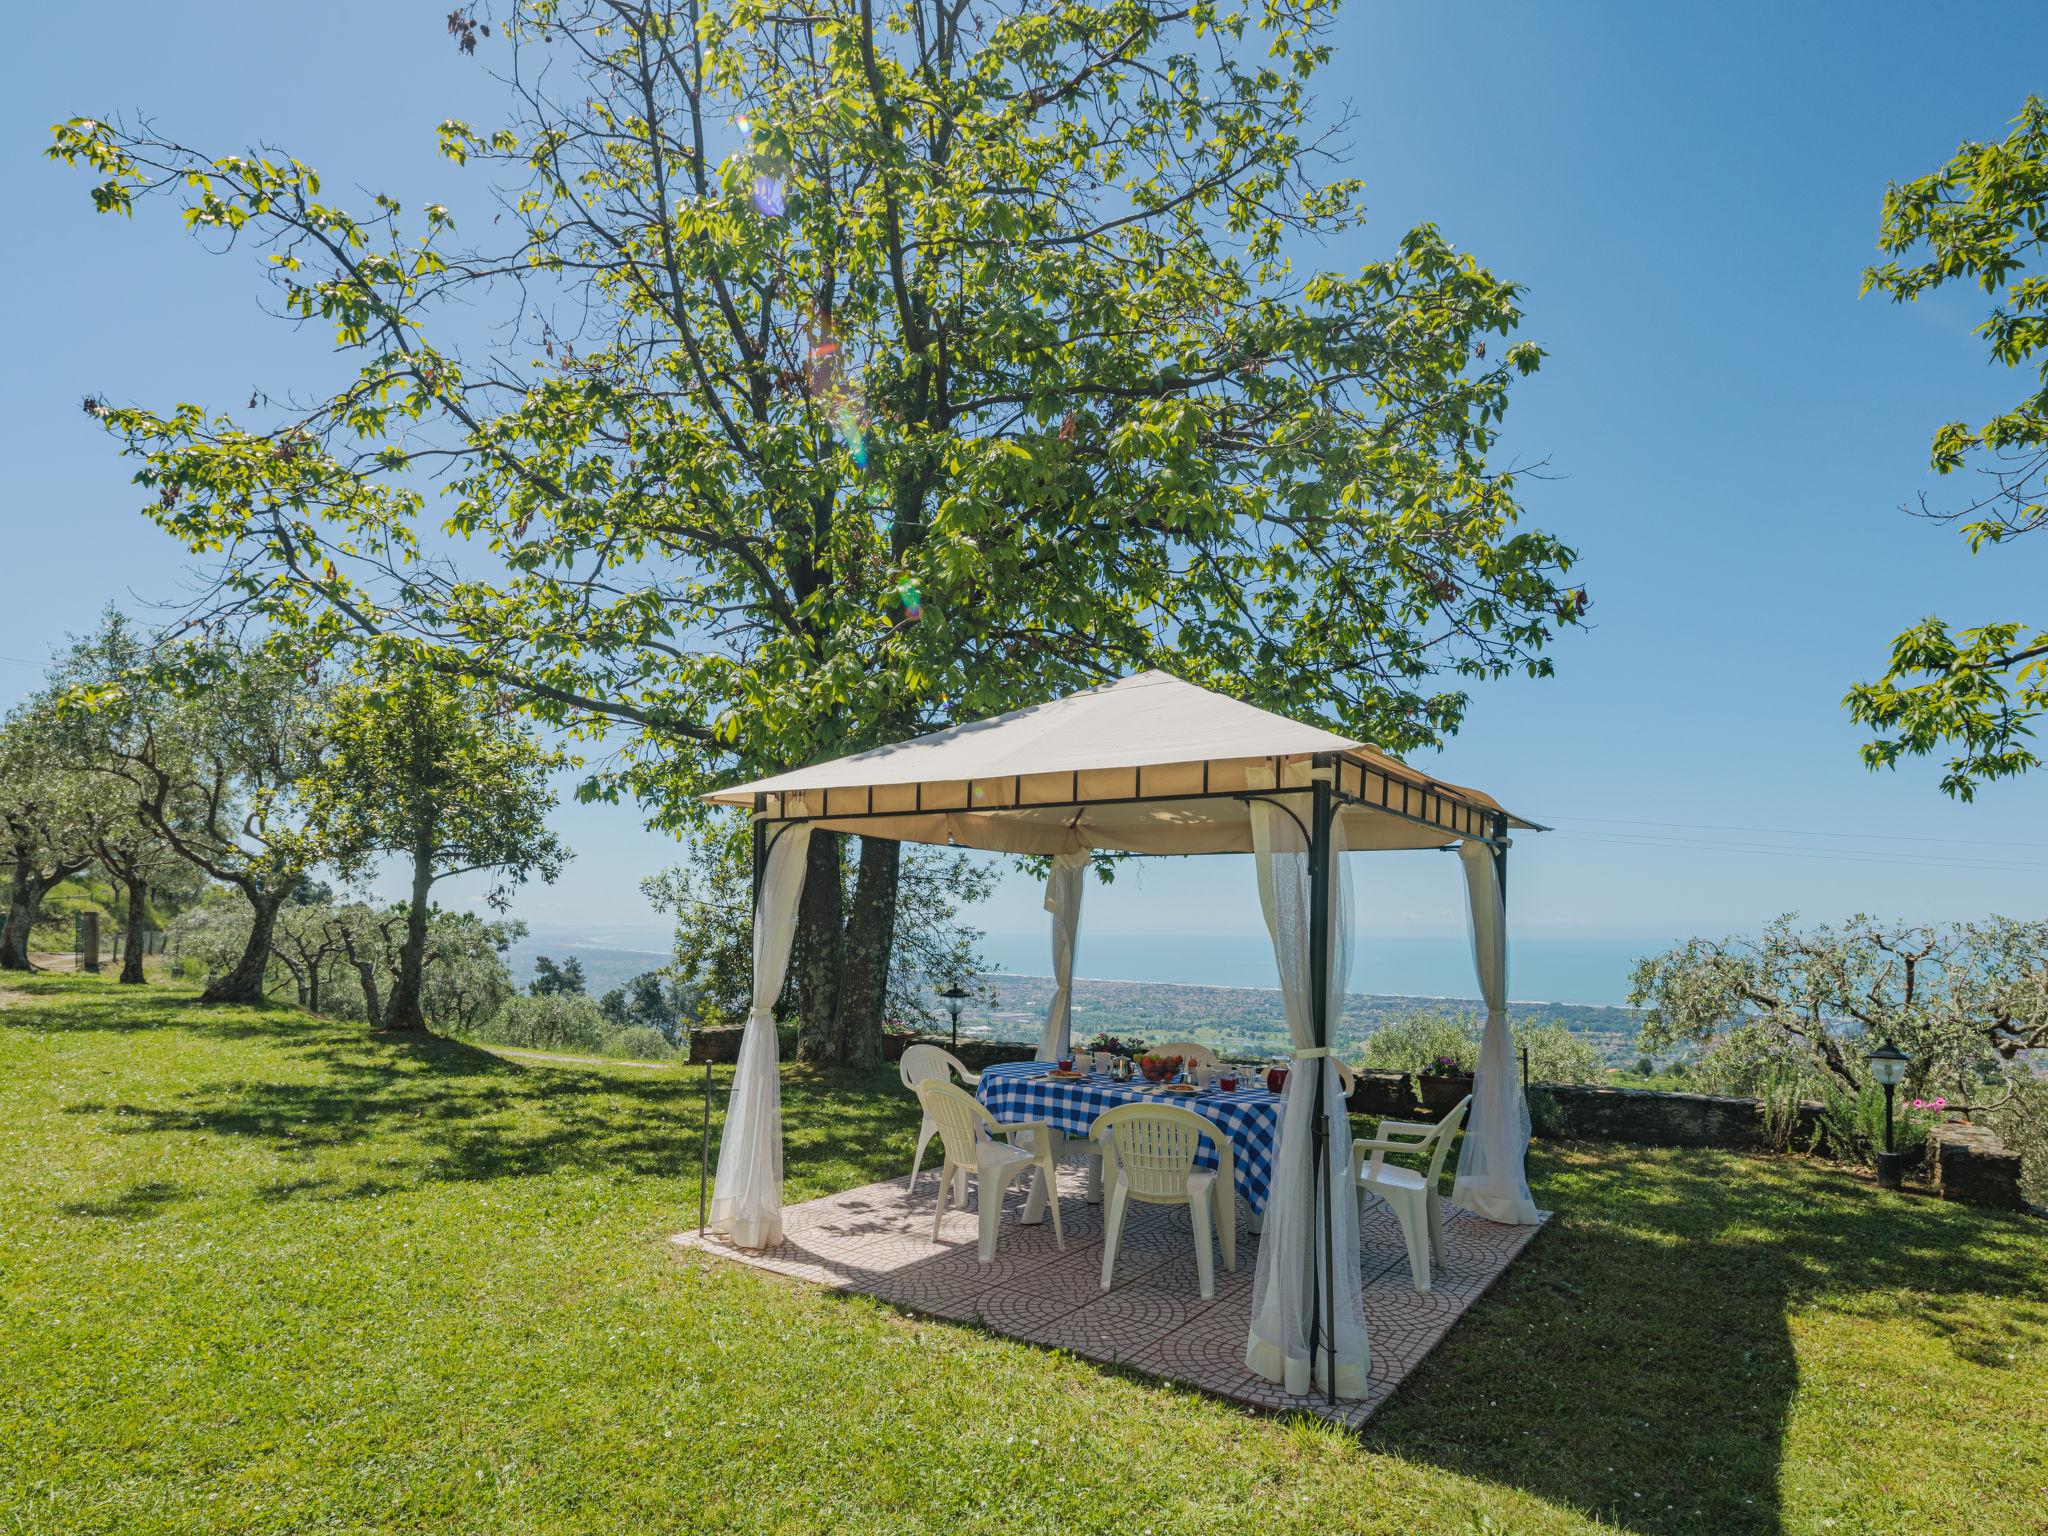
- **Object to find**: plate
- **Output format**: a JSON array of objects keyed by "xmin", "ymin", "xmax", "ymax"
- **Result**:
[
  {"xmin": 1044, "ymin": 1069, "xmax": 1089, "ymax": 1080},
  {"xmin": 1160, "ymin": 1083, "xmax": 1203, "ymax": 1095}
]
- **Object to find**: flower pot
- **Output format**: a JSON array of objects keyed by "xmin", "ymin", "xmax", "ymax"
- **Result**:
[
  {"xmin": 1875, "ymin": 1150, "xmax": 1909, "ymax": 1190},
  {"xmin": 1418, "ymin": 1072, "xmax": 1472, "ymax": 1117}
]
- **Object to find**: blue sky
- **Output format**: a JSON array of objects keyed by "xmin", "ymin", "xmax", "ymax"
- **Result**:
[{"xmin": 5, "ymin": 3, "xmax": 2045, "ymax": 1004}]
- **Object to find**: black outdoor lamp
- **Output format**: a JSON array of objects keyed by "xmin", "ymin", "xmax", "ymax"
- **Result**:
[
  {"xmin": 1866, "ymin": 1039, "xmax": 1910, "ymax": 1190},
  {"xmin": 938, "ymin": 983, "xmax": 972, "ymax": 1052}
]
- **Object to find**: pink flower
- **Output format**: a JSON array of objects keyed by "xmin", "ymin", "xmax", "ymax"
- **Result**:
[
  {"xmin": 1911, "ymin": 1099, "xmax": 1926, "ymax": 1109},
  {"xmin": 1933, "ymin": 1097, "xmax": 1947, "ymax": 1110}
]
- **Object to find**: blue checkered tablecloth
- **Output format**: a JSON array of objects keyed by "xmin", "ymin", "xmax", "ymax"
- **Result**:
[{"xmin": 975, "ymin": 1061, "xmax": 1285, "ymax": 1214}]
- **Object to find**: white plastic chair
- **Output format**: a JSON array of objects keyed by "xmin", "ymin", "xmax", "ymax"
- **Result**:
[
  {"xmin": 916, "ymin": 1080, "xmax": 1064, "ymax": 1263},
  {"xmin": 1350, "ymin": 1094, "xmax": 1471, "ymax": 1293},
  {"xmin": 1145, "ymin": 1040, "xmax": 1224, "ymax": 1072},
  {"xmin": 1091, "ymin": 1103, "xmax": 1237, "ymax": 1299},
  {"xmin": 900, "ymin": 1043, "xmax": 981, "ymax": 1191}
]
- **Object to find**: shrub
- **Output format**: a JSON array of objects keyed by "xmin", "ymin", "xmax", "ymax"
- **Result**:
[
  {"xmin": 1519, "ymin": 1021, "xmax": 1602, "ymax": 1086},
  {"xmin": 603, "ymin": 1024, "xmax": 676, "ymax": 1061},
  {"xmin": 1526, "ymin": 1084, "xmax": 1568, "ymax": 1140},
  {"xmin": 1815, "ymin": 1082, "xmax": 1939, "ymax": 1167},
  {"xmin": 1360, "ymin": 1011, "xmax": 1478, "ymax": 1077},
  {"xmin": 471, "ymin": 994, "xmax": 610, "ymax": 1054},
  {"xmin": 1987, "ymin": 1079, "xmax": 2048, "ymax": 1208}
]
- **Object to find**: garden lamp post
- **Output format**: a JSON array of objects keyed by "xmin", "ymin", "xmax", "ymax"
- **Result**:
[
  {"xmin": 1866, "ymin": 1039, "xmax": 1910, "ymax": 1190},
  {"xmin": 938, "ymin": 983, "xmax": 971, "ymax": 1053}
]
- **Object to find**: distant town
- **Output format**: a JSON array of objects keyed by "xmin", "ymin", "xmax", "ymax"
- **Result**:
[{"xmin": 960, "ymin": 973, "xmax": 1644, "ymax": 1063}]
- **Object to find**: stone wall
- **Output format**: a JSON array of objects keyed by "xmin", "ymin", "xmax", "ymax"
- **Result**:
[
  {"xmin": 1930, "ymin": 1121, "xmax": 2028, "ymax": 1212},
  {"xmin": 1350, "ymin": 1071, "xmax": 2028, "ymax": 1214}
]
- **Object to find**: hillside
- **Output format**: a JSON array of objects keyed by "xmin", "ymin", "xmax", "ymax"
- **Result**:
[{"xmin": 967, "ymin": 973, "xmax": 1643, "ymax": 1061}]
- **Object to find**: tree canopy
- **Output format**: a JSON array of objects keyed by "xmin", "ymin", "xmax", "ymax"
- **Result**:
[
  {"xmin": 1847, "ymin": 97, "xmax": 2048, "ymax": 797},
  {"xmin": 49, "ymin": 0, "xmax": 1585, "ymax": 815},
  {"xmin": 1630, "ymin": 914, "xmax": 2048, "ymax": 1113}
]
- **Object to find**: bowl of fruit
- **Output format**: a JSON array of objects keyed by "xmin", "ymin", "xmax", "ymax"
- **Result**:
[{"xmin": 1137, "ymin": 1052, "xmax": 1185, "ymax": 1084}]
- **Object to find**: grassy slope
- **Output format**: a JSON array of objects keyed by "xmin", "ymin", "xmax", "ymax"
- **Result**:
[{"xmin": 1, "ymin": 976, "xmax": 2042, "ymax": 1536}]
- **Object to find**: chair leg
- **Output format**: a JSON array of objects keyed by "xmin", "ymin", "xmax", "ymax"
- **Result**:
[
  {"xmin": 953, "ymin": 1163, "xmax": 971, "ymax": 1209},
  {"xmin": 908, "ymin": 1118, "xmax": 936, "ymax": 1191},
  {"xmin": 1099, "ymin": 1182, "xmax": 1130, "ymax": 1291},
  {"xmin": 979, "ymin": 1166, "xmax": 1020, "ymax": 1264},
  {"xmin": 1386, "ymin": 1188, "xmax": 1431, "ymax": 1293},
  {"xmin": 931, "ymin": 1158, "xmax": 953, "ymax": 1244},
  {"xmin": 1039, "ymin": 1155, "xmax": 1065, "ymax": 1251},
  {"xmin": 1426, "ymin": 1188, "xmax": 1447, "ymax": 1269},
  {"xmin": 1190, "ymin": 1187, "xmax": 1216, "ymax": 1301},
  {"xmin": 1084, "ymin": 1149, "xmax": 1103, "ymax": 1204},
  {"xmin": 1214, "ymin": 1179, "xmax": 1237, "ymax": 1274}
]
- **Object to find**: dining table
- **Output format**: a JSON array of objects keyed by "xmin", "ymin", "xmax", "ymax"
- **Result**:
[{"xmin": 974, "ymin": 1059, "xmax": 1286, "ymax": 1230}]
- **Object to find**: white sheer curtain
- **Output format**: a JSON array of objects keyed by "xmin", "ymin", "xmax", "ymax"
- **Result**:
[
  {"xmin": 1035, "ymin": 851, "xmax": 1090, "ymax": 1061},
  {"xmin": 1452, "ymin": 837, "xmax": 1540, "ymax": 1225},
  {"xmin": 710, "ymin": 822, "xmax": 813, "ymax": 1249},
  {"xmin": 1244, "ymin": 780, "xmax": 1368, "ymax": 1399}
]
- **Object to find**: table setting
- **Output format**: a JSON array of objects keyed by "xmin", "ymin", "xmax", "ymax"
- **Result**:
[{"xmin": 974, "ymin": 1052, "xmax": 1286, "ymax": 1216}]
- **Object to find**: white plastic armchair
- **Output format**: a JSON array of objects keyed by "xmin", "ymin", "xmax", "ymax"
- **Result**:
[
  {"xmin": 900, "ymin": 1044, "xmax": 981, "ymax": 1191},
  {"xmin": 1090, "ymin": 1103, "xmax": 1237, "ymax": 1299},
  {"xmin": 1350, "ymin": 1094, "xmax": 1470, "ymax": 1293},
  {"xmin": 915, "ymin": 1080, "xmax": 1064, "ymax": 1263}
]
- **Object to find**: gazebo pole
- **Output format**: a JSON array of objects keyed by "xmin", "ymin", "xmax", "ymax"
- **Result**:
[{"xmin": 1307, "ymin": 764, "xmax": 1337, "ymax": 1406}]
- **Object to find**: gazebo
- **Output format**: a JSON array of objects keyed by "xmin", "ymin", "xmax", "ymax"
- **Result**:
[{"xmin": 701, "ymin": 670, "xmax": 1542, "ymax": 1403}]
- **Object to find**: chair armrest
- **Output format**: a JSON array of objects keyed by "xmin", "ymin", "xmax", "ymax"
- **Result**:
[
  {"xmin": 1353, "ymin": 1127, "xmax": 1434, "ymax": 1155},
  {"xmin": 998, "ymin": 1118, "xmax": 1055, "ymax": 1145},
  {"xmin": 1375, "ymin": 1117, "xmax": 1438, "ymax": 1137},
  {"xmin": 952, "ymin": 1066, "xmax": 982, "ymax": 1088},
  {"xmin": 1352, "ymin": 1128, "xmax": 1430, "ymax": 1182}
]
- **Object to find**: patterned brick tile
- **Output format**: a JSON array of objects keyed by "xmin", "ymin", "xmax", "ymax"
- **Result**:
[{"xmin": 674, "ymin": 1177, "xmax": 1546, "ymax": 1428}]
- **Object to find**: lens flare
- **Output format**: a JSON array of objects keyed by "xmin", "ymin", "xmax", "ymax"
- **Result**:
[{"xmin": 751, "ymin": 173, "xmax": 786, "ymax": 217}]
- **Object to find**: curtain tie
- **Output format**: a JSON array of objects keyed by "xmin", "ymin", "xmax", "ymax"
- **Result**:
[{"xmin": 1291, "ymin": 1046, "xmax": 1333, "ymax": 1060}]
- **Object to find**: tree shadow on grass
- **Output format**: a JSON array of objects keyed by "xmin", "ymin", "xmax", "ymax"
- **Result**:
[
  {"xmin": 57, "ymin": 1179, "xmax": 193, "ymax": 1221},
  {"xmin": 61, "ymin": 1009, "xmax": 920, "ymax": 1205},
  {"xmin": 3, "ymin": 973, "xmax": 314, "ymax": 1043},
  {"xmin": 1363, "ymin": 1143, "xmax": 2047, "ymax": 1536}
]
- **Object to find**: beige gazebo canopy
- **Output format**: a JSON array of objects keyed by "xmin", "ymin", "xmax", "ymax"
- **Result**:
[
  {"xmin": 707, "ymin": 670, "xmax": 1538, "ymax": 855},
  {"xmin": 701, "ymin": 668, "xmax": 1543, "ymax": 1409}
]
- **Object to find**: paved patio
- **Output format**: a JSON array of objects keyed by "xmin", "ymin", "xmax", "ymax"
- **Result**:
[{"xmin": 674, "ymin": 1167, "xmax": 1547, "ymax": 1427}]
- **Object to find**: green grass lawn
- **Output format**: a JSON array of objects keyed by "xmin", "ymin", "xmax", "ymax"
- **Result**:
[{"xmin": 3, "ymin": 975, "xmax": 2043, "ymax": 1535}]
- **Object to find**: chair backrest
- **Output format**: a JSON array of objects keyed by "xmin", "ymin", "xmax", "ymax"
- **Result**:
[
  {"xmin": 1091, "ymin": 1104, "xmax": 1215, "ymax": 1202},
  {"xmin": 1145, "ymin": 1040, "xmax": 1223, "ymax": 1071},
  {"xmin": 900, "ymin": 1042, "xmax": 970, "ymax": 1093},
  {"xmin": 915, "ymin": 1079, "xmax": 994, "ymax": 1168},
  {"xmin": 1427, "ymin": 1095, "xmax": 1473, "ymax": 1187}
]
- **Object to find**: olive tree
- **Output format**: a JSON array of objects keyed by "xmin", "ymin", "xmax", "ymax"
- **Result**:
[
  {"xmin": 308, "ymin": 670, "xmax": 566, "ymax": 1031},
  {"xmin": 57, "ymin": 623, "xmax": 336, "ymax": 1004},
  {"xmin": 1630, "ymin": 914, "xmax": 2048, "ymax": 1112},
  {"xmin": 50, "ymin": 0, "xmax": 1587, "ymax": 1060},
  {"xmin": 0, "ymin": 697, "xmax": 96, "ymax": 971}
]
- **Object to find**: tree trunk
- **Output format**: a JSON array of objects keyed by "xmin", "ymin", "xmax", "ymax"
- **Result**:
[
  {"xmin": 380, "ymin": 824, "xmax": 436, "ymax": 1032},
  {"xmin": 119, "ymin": 874, "xmax": 148, "ymax": 984},
  {"xmin": 201, "ymin": 888, "xmax": 286, "ymax": 1005},
  {"xmin": 347, "ymin": 951, "xmax": 385, "ymax": 1028},
  {"xmin": 2, "ymin": 852, "xmax": 88, "ymax": 971},
  {"xmin": 833, "ymin": 837, "xmax": 902, "ymax": 1067},
  {"xmin": 0, "ymin": 862, "xmax": 44, "ymax": 971},
  {"xmin": 792, "ymin": 830, "xmax": 845, "ymax": 1064}
]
